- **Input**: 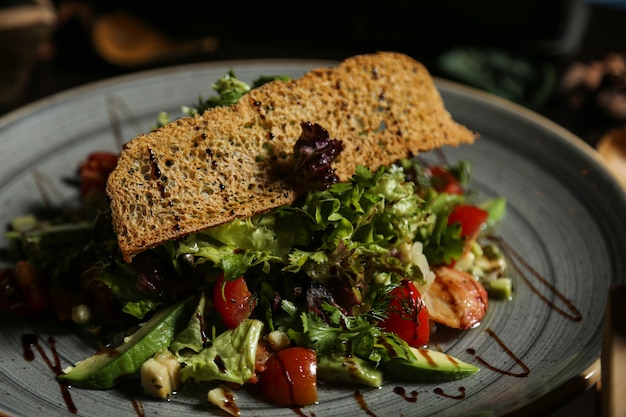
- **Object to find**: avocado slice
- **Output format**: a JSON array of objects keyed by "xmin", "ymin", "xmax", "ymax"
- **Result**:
[
  {"xmin": 382, "ymin": 347, "xmax": 479, "ymax": 383},
  {"xmin": 317, "ymin": 353, "xmax": 383, "ymax": 388},
  {"xmin": 58, "ymin": 297, "xmax": 194, "ymax": 389}
]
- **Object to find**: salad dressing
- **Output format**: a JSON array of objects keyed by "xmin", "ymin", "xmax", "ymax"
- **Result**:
[
  {"xmin": 21, "ymin": 334, "xmax": 77, "ymax": 414},
  {"xmin": 127, "ymin": 395, "xmax": 146, "ymax": 417},
  {"xmin": 353, "ymin": 390, "xmax": 377, "ymax": 416},
  {"xmin": 393, "ymin": 386, "xmax": 419, "ymax": 402},
  {"xmin": 218, "ymin": 389, "xmax": 240, "ymax": 417},
  {"xmin": 291, "ymin": 407, "xmax": 316, "ymax": 416},
  {"xmin": 416, "ymin": 348, "xmax": 439, "ymax": 367},
  {"xmin": 492, "ymin": 236, "xmax": 583, "ymax": 322},
  {"xmin": 433, "ymin": 386, "xmax": 466, "ymax": 400},
  {"xmin": 194, "ymin": 312, "xmax": 210, "ymax": 346},
  {"xmin": 467, "ymin": 328, "xmax": 531, "ymax": 378}
]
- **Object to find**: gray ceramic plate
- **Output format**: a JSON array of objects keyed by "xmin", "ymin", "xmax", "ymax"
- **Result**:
[{"xmin": 1, "ymin": 59, "xmax": 625, "ymax": 417}]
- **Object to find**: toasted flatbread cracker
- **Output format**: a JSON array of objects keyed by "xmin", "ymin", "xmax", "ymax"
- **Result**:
[{"xmin": 106, "ymin": 52, "xmax": 477, "ymax": 262}]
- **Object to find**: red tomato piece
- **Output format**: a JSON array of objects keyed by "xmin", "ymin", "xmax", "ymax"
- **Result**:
[
  {"xmin": 428, "ymin": 166, "xmax": 463, "ymax": 195},
  {"xmin": 446, "ymin": 205, "xmax": 489, "ymax": 266},
  {"xmin": 79, "ymin": 151, "xmax": 118, "ymax": 196},
  {"xmin": 447, "ymin": 205, "xmax": 489, "ymax": 243},
  {"xmin": 380, "ymin": 279, "xmax": 430, "ymax": 347},
  {"xmin": 259, "ymin": 347, "xmax": 318, "ymax": 407},
  {"xmin": 213, "ymin": 274, "xmax": 257, "ymax": 329}
]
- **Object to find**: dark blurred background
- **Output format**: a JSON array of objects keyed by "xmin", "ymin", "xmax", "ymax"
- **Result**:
[{"xmin": 2, "ymin": 0, "xmax": 626, "ymax": 147}]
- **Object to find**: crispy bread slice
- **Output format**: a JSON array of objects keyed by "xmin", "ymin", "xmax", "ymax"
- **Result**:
[{"xmin": 107, "ymin": 52, "xmax": 477, "ymax": 262}]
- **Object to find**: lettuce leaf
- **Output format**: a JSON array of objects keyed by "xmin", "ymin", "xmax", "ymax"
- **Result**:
[
  {"xmin": 176, "ymin": 211, "xmax": 311, "ymax": 281},
  {"xmin": 178, "ymin": 319, "xmax": 263, "ymax": 385},
  {"xmin": 170, "ymin": 293, "xmax": 208, "ymax": 354},
  {"xmin": 95, "ymin": 266, "xmax": 163, "ymax": 319},
  {"xmin": 293, "ymin": 164, "xmax": 434, "ymax": 289}
]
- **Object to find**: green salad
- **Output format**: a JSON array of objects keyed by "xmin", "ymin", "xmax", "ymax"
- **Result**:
[{"xmin": 0, "ymin": 71, "xmax": 509, "ymax": 413}]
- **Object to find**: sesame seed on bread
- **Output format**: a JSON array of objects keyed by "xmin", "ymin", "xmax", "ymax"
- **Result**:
[{"xmin": 106, "ymin": 52, "xmax": 477, "ymax": 262}]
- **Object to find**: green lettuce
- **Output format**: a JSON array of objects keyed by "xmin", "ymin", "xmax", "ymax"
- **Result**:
[
  {"xmin": 176, "ymin": 210, "xmax": 311, "ymax": 281},
  {"xmin": 288, "ymin": 301, "xmax": 415, "ymax": 367},
  {"xmin": 153, "ymin": 72, "xmax": 291, "ymax": 129},
  {"xmin": 95, "ymin": 266, "xmax": 163, "ymax": 319},
  {"xmin": 169, "ymin": 293, "xmax": 208, "ymax": 354},
  {"xmin": 178, "ymin": 319, "xmax": 263, "ymax": 385}
]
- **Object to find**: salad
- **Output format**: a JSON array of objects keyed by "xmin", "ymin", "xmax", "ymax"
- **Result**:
[{"xmin": 0, "ymin": 71, "xmax": 509, "ymax": 414}]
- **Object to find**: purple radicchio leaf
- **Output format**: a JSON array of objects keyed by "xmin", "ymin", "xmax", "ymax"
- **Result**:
[{"xmin": 293, "ymin": 122, "xmax": 344, "ymax": 190}]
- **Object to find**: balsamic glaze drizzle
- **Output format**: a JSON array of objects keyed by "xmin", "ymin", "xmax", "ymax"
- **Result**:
[
  {"xmin": 21, "ymin": 334, "xmax": 77, "ymax": 414},
  {"xmin": 433, "ymin": 386, "xmax": 466, "ymax": 400},
  {"xmin": 491, "ymin": 236, "xmax": 583, "ymax": 322},
  {"xmin": 292, "ymin": 407, "xmax": 316, "ymax": 416},
  {"xmin": 467, "ymin": 327, "xmax": 530, "ymax": 378},
  {"xmin": 128, "ymin": 394, "xmax": 146, "ymax": 417},
  {"xmin": 353, "ymin": 390, "xmax": 377, "ymax": 416},
  {"xmin": 393, "ymin": 386, "xmax": 418, "ymax": 402}
]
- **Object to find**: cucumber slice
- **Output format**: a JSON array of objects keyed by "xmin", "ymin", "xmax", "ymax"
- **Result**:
[{"xmin": 488, "ymin": 277, "xmax": 513, "ymax": 300}]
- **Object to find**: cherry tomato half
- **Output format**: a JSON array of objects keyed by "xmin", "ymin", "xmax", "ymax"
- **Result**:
[
  {"xmin": 380, "ymin": 279, "xmax": 430, "ymax": 347},
  {"xmin": 259, "ymin": 347, "xmax": 318, "ymax": 407},
  {"xmin": 79, "ymin": 151, "xmax": 118, "ymax": 197},
  {"xmin": 428, "ymin": 166, "xmax": 463, "ymax": 195},
  {"xmin": 447, "ymin": 205, "xmax": 489, "ymax": 243},
  {"xmin": 213, "ymin": 274, "xmax": 257, "ymax": 329}
]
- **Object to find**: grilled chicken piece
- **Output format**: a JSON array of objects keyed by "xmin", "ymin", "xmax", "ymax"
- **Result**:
[{"xmin": 423, "ymin": 266, "xmax": 488, "ymax": 330}]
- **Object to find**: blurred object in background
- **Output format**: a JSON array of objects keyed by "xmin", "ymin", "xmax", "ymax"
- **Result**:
[
  {"xmin": 587, "ymin": 0, "xmax": 626, "ymax": 8},
  {"xmin": 77, "ymin": 0, "xmax": 589, "ymax": 62},
  {"xmin": 597, "ymin": 126, "xmax": 626, "ymax": 188},
  {"xmin": 423, "ymin": 0, "xmax": 587, "ymax": 110},
  {"xmin": 348, "ymin": 0, "xmax": 589, "ymax": 58},
  {"xmin": 0, "ymin": 0, "xmax": 56, "ymax": 107},
  {"xmin": 560, "ymin": 53, "xmax": 626, "ymax": 120},
  {"xmin": 2, "ymin": 0, "xmax": 624, "ymax": 153},
  {"xmin": 83, "ymin": 0, "xmax": 587, "ymax": 111},
  {"xmin": 52, "ymin": 2, "xmax": 219, "ymax": 69},
  {"xmin": 435, "ymin": 47, "xmax": 556, "ymax": 109},
  {"xmin": 91, "ymin": 10, "xmax": 218, "ymax": 67}
]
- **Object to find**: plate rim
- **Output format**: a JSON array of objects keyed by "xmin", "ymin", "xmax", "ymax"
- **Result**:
[{"xmin": 435, "ymin": 77, "xmax": 626, "ymax": 196}]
